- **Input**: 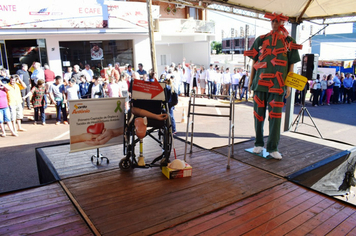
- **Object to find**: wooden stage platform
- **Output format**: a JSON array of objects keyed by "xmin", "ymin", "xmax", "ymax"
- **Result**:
[{"xmin": 1, "ymin": 132, "xmax": 356, "ymax": 235}]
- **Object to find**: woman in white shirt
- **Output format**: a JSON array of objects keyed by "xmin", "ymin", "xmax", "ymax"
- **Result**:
[{"xmin": 199, "ymin": 66, "xmax": 207, "ymax": 95}]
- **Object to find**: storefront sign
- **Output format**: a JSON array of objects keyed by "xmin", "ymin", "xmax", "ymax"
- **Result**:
[
  {"xmin": 0, "ymin": 1, "xmax": 158, "ymax": 29},
  {"xmin": 69, "ymin": 98, "xmax": 125, "ymax": 153},
  {"xmin": 0, "ymin": 0, "xmax": 104, "ymax": 28},
  {"xmin": 107, "ymin": 1, "xmax": 159, "ymax": 28}
]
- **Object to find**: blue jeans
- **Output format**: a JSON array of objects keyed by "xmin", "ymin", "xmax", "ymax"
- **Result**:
[
  {"xmin": 208, "ymin": 81, "xmax": 214, "ymax": 97},
  {"xmin": 55, "ymin": 101, "xmax": 68, "ymax": 122},
  {"xmin": 216, "ymin": 83, "xmax": 221, "ymax": 95},
  {"xmin": 240, "ymin": 87, "xmax": 248, "ymax": 100},
  {"xmin": 169, "ymin": 107, "xmax": 176, "ymax": 133},
  {"xmin": 232, "ymin": 84, "xmax": 239, "ymax": 98},
  {"xmin": 34, "ymin": 106, "xmax": 45, "ymax": 123},
  {"xmin": 319, "ymin": 90, "xmax": 326, "ymax": 105}
]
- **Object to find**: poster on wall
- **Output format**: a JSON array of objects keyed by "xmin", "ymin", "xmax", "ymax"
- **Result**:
[
  {"xmin": 69, "ymin": 97, "xmax": 125, "ymax": 153},
  {"xmin": 90, "ymin": 41, "xmax": 104, "ymax": 60}
]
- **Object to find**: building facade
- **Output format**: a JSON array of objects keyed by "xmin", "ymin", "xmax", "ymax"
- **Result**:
[{"xmin": 0, "ymin": 0, "xmax": 215, "ymax": 76}]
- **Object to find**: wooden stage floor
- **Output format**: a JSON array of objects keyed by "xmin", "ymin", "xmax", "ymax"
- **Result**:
[{"xmin": 1, "ymin": 132, "xmax": 356, "ymax": 235}]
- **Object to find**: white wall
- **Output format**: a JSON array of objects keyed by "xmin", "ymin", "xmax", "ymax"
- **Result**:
[
  {"xmin": 183, "ymin": 42, "xmax": 210, "ymax": 67},
  {"xmin": 156, "ymin": 44, "xmax": 183, "ymax": 73}
]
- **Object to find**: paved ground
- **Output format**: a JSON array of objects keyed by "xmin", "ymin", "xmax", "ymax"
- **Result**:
[{"xmin": 1, "ymin": 95, "xmax": 355, "ymax": 193}]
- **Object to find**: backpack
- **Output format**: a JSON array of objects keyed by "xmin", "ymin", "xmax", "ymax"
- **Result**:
[{"xmin": 169, "ymin": 91, "xmax": 178, "ymax": 108}]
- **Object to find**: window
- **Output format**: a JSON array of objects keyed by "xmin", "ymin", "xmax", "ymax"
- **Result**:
[
  {"xmin": 235, "ymin": 39, "xmax": 239, "ymax": 47},
  {"xmin": 188, "ymin": 7, "xmax": 200, "ymax": 20},
  {"xmin": 226, "ymin": 40, "xmax": 230, "ymax": 47},
  {"xmin": 59, "ymin": 40, "xmax": 133, "ymax": 70},
  {"xmin": 161, "ymin": 55, "xmax": 167, "ymax": 66}
]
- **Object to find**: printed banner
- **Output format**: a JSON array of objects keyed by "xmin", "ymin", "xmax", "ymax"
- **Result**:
[
  {"xmin": 69, "ymin": 97, "xmax": 125, "ymax": 153},
  {"xmin": 90, "ymin": 41, "xmax": 104, "ymax": 60},
  {"xmin": 0, "ymin": 1, "xmax": 105, "ymax": 28}
]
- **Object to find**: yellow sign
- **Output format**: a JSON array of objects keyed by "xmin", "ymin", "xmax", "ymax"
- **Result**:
[{"xmin": 285, "ymin": 72, "xmax": 308, "ymax": 91}]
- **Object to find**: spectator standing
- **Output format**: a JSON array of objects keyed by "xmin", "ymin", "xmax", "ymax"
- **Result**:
[
  {"xmin": 0, "ymin": 69, "xmax": 10, "ymax": 84},
  {"xmin": 319, "ymin": 74, "xmax": 327, "ymax": 105},
  {"xmin": 311, "ymin": 74, "xmax": 321, "ymax": 106},
  {"xmin": 49, "ymin": 76, "xmax": 68, "ymax": 125},
  {"xmin": 4, "ymin": 74, "xmax": 27, "ymax": 132},
  {"xmin": 22, "ymin": 79, "xmax": 46, "ymax": 125},
  {"xmin": 63, "ymin": 67, "xmax": 73, "ymax": 85},
  {"xmin": 65, "ymin": 78, "xmax": 80, "ymax": 113},
  {"xmin": 78, "ymin": 75, "xmax": 90, "ymax": 99},
  {"xmin": 83, "ymin": 64, "xmax": 93, "ymax": 82},
  {"xmin": 0, "ymin": 81, "xmax": 18, "ymax": 136},
  {"xmin": 107, "ymin": 73, "xmax": 121, "ymax": 98},
  {"xmin": 126, "ymin": 65, "xmax": 133, "ymax": 79},
  {"xmin": 119, "ymin": 73, "xmax": 130, "ymax": 112},
  {"xmin": 165, "ymin": 77, "xmax": 177, "ymax": 134},
  {"xmin": 343, "ymin": 73, "xmax": 353, "ymax": 104},
  {"xmin": 214, "ymin": 67, "xmax": 222, "ymax": 96},
  {"xmin": 199, "ymin": 66, "xmax": 207, "ymax": 95},
  {"xmin": 333, "ymin": 72, "xmax": 341, "ymax": 104},
  {"xmin": 222, "ymin": 68, "xmax": 231, "ymax": 96},
  {"xmin": 111, "ymin": 63, "xmax": 121, "ymax": 83},
  {"xmin": 339, "ymin": 72, "xmax": 345, "ymax": 102},
  {"xmin": 44, "ymin": 64, "xmax": 55, "ymax": 90},
  {"xmin": 326, "ymin": 74, "xmax": 334, "ymax": 105},
  {"xmin": 136, "ymin": 63, "xmax": 147, "ymax": 80},
  {"xmin": 30, "ymin": 62, "xmax": 44, "ymax": 85},
  {"xmin": 206, "ymin": 64, "xmax": 215, "ymax": 98},
  {"xmin": 72, "ymin": 65, "xmax": 83, "ymax": 84},
  {"xmin": 239, "ymin": 74, "xmax": 249, "ymax": 101},
  {"xmin": 17, "ymin": 64, "xmax": 31, "ymax": 109},
  {"xmin": 86, "ymin": 76, "xmax": 104, "ymax": 98},
  {"xmin": 161, "ymin": 65, "xmax": 169, "ymax": 77},
  {"xmin": 231, "ymin": 68, "xmax": 241, "ymax": 99}
]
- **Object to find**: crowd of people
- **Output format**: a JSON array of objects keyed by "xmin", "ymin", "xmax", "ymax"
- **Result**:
[
  {"xmin": 2, "ymin": 58, "xmax": 354, "ymax": 138},
  {"xmin": 158, "ymin": 58, "xmax": 250, "ymax": 101},
  {"xmin": 295, "ymin": 72, "xmax": 356, "ymax": 106}
]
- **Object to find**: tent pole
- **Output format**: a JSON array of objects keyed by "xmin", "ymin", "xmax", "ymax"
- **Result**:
[
  {"xmin": 284, "ymin": 22, "xmax": 297, "ymax": 131},
  {"xmin": 146, "ymin": 0, "xmax": 157, "ymax": 74}
]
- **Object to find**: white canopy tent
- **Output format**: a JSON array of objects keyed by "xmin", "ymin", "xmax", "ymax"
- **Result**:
[{"xmin": 205, "ymin": 0, "xmax": 356, "ymax": 24}]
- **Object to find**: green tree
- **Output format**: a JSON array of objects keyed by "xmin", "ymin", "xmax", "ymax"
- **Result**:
[{"xmin": 211, "ymin": 41, "xmax": 222, "ymax": 54}]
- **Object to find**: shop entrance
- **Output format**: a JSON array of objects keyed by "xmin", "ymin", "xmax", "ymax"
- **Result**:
[{"xmin": 4, "ymin": 39, "xmax": 48, "ymax": 74}]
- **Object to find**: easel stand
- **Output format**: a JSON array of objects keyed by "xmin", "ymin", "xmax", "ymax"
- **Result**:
[
  {"xmin": 91, "ymin": 148, "xmax": 109, "ymax": 165},
  {"xmin": 290, "ymin": 86, "xmax": 323, "ymax": 138}
]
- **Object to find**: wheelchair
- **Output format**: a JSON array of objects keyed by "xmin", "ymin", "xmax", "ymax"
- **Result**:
[{"xmin": 119, "ymin": 82, "xmax": 173, "ymax": 171}]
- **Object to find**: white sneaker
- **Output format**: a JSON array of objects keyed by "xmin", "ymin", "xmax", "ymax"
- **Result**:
[
  {"xmin": 269, "ymin": 151, "xmax": 282, "ymax": 160},
  {"xmin": 253, "ymin": 146, "xmax": 264, "ymax": 154}
]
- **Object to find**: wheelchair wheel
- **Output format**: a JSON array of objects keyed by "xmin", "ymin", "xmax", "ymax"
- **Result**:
[
  {"xmin": 160, "ymin": 125, "xmax": 172, "ymax": 168},
  {"xmin": 119, "ymin": 158, "xmax": 132, "ymax": 171}
]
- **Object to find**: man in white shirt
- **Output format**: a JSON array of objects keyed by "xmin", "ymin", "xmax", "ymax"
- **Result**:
[
  {"xmin": 30, "ymin": 62, "xmax": 44, "ymax": 85},
  {"xmin": 206, "ymin": 64, "xmax": 215, "ymax": 98},
  {"xmin": 82, "ymin": 64, "xmax": 93, "ymax": 82},
  {"xmin": 222, "ymin": 68, "xmax": 231, "ymax": 96},
  {"xmin": 231, "ymin": 68, "xmax": 241, "ymax": 99}
]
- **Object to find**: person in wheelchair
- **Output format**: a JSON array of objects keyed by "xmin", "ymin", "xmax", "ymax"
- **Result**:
[{"xmin": 121, "ymin": 78, "xmax": 173, "ymax": 169}]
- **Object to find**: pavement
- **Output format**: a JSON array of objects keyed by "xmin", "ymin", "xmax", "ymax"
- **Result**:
[{"xmin": 1, "ymin": 94, "xmax": 356, "ymax": 193}]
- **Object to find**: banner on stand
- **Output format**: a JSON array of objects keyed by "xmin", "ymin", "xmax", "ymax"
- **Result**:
[{"xmin": 69, "ymin": 97, "xmax": 125, "ymax": 153}]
